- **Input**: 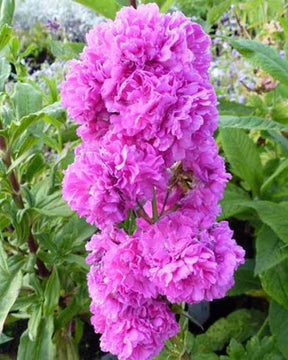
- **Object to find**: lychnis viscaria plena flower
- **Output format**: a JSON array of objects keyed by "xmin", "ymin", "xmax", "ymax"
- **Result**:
[{"xmin": 61, "ymin": 4, "xmax": 245, "ymax": 360}]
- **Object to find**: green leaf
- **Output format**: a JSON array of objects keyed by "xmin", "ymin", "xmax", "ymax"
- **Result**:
[
  {"xmin": 220, "ymin": 128, "xmax": 264, "ymax": 196},
  {"xmin": 0, "ymin": 332, "xmax": 13, "ymax": 345},
  {"xmin": 64, "ymin": 254, "xmax": 89, "ymax": 271},
  {"xmin": 261, "ymin": 159, "xmax": 288, "ymax": 194},
  {"xmin": 27, "ymin": 305, "xmax": 42, "ymax": 341},
  {"xmin": 16, "ymin": 136, "xmax": 40, "ymax": 158},
  {"xmin": 61, "ymin": 125, "xmax": 78, "ymax": 143},
  {"xmin": 269, "ymin": 301, "xmax": 288, "ymax": 359},
  {"xmin": 261, "ymin": 260, "xmax": 288, "ymax": 310},
  {"xmin": 268, "ymin": 131, "xmax": 288, "ymax": 155},
  {"xmin": 218, "ymin": 99, "xmax": 254, "ymax": 116},
  {"xmin": 225, "ymin": 338, "xmax": 245, "ymax": 359},
  {"xmin": 11, "ymin": 83, "xmax": 42, "ymax": 120},
  {"xmin": 33, "ymin": 196, "xmax": 73, "ymax": 218},
  {"xmin": 271, "ymin": 101, "xmax": 288, "ymax": 125},
  {"xmin": 115, "ymin": 0, "xmax": 130, "ymax": 5},
  {"xmin": 193, "ymin": 309, "xmax": 265, "ymax": 354},
  {"xmin": 7, "ymin": 150, "xmax": 35, "ymax": 174},
  {"xmin": 141, "ymin": 0, "xmax": 174, "ymax": 11},
  {"xmin": 225, "ymin": 336, "xmax": 283, "ymax": 360},
  {"xmin": 55, "ymin": 298, "xmax": 82, "ymax": 332},
  {"xmin": 10, "ymin": 101, "xmax": 65, "ymax": 143},
  {"xmin": 255, "ymin": 226, "xmax": 288, "ymax": 275},
  {"xmin": 0, "ymin": 57, "xmax": 10, "ymax": 91},
  {"xmin": 0, "ymin": 0, "xmax": 15, "ymax": 27},
  {"xmin": 160, "ymin": 0, "xmax": 175, "ymax": 12},
  {"xmin": 207, "ymin": 0, "xmax": 231, "ymax": 28},
  {"xmin": 17, "ymin": 317, "xmax": 55, "ymax": 360},
  {"xmin": 225, "ymin": 200, "xmax": 288, "ymax": 244},
  {"xmin": 36, "ymin": 233, "xmax": 58, "ymax": 255},
  {"xmin": 249, "ymin": 201, "xmax": 288, "ymax": 244},
  {"xmin": 73, "ymin": 0, "xmax": 120, "ymax": 18},
  {"xmin": 50, "ymin": 41, "xmax": 84, "ymax": 60},
  {"xmin": 0, "ymin": 239, "xmax": 9, "ymax": 274},
  {"xmin": 25, "ymin": 153, "xmax": 45, "ymax": 181},
  {"xmin": 219, "ymin": 115, "xmax": 288, "ymax": 131},
  {"xmin": 0, "ymin": 24, "xmax": 12, "ymax": 51},
  {"xmin": 227, "ymin": 260, "xmax": 261, "ymax": 296},
  {"xmin": 0, "ymin": 269, "xmax": 22, "ymax": 333},
  {"xmin": 43, "ymin": 269, "xmax": 60, "ymax": 316},
  {"xmin": 55, "ymin": 331, "xmax": 79, "ymax": 360},
  {"xmin": 225, "ymin": 37, "xmax": 288, "ymax": 85},
  {"xmin": 218, "ymin": 183, "xmax": 251, "ymax": 220}
]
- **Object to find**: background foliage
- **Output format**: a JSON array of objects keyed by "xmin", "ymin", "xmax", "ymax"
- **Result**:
[{"xmin": 1, "ymin": 0, "xmax": 288, "ymax": 359}]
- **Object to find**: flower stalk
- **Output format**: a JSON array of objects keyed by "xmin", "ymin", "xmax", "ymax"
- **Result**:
[{"xmin": 0, "ymin": 123, "xmax": 50, "ymax": 277}]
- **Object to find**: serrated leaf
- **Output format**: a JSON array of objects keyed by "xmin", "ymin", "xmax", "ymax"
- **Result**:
[
  {"xmin": 225, "ymin": 338, "xmax": 245, "ymax": 358},
  {"xmin": 226, "ymin": 200, "xmax": 288, "ymax": 244},
  {"xmin": 218, "ymin": 183, "xmax": 251, "ymax": 220},
  {"xmin": 0, "ymin": 269, "xmax": 22, "ymax": 333},
  {"xmin": 220, "ymin": 128, "xmax": 264, "ymax": 196},
  {"xmin": 261, "ymin": 159, "xmax": 288, "ymax": 194},
  {"xmin": 225, "ymin": 37, "xmax": 288, "ymax": 85},
  {"xmin": 269, "ymin": 301, "xmax": 288, "ymax": 359},
  {"xmin": 261, "ymin": 260, "xmax": 288, "ymax": 310},
  {"xmin": 255, "ymin": 226, "xmax": 288, "ymax": 275},
  {"xmin": 73, "ymin": 0, "xmax": 120, "ymax": 19},
  {"xmin": 193, "ymin": 309, "xmax": 265, "ymax": 354},
  {"xmin": 268, "ymin": 131, "xmax": 288, "ymax": 155},
  {"xmin": 219, "ymin": 115, "xmax": 288, "ymax": 131},
  {"xmin": 249, "ymin": 201, "xmax": 288, "ymax": 244},
  {"xmin": 225, "ymin": 336, "xmax": 283, "ymax": 360}
]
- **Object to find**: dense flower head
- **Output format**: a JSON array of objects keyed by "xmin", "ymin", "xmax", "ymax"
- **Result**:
[
  {"xmin": 136, "ymin": 215, "xmax": 244, "ymax": 304},
  {"xmin": 86, "ymin": 229, "xmax": 179, "ymax": 359},
  {"xmin": 61, "ymin": 3, "xmax": 245, "ymax": 360},
  {"xmin": 90, "ymin": 297, "xmax": 179, "ymax": 360}
]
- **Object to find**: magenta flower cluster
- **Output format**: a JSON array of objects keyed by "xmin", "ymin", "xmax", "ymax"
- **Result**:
[{"xmin": 61, "ymin": 4, "xmax": 245, "ymax": 360}]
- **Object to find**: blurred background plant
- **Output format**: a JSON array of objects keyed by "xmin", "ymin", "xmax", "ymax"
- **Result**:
[{"xmin": 1, "ymin": 0, "xmax": 288, "ymax": 359}]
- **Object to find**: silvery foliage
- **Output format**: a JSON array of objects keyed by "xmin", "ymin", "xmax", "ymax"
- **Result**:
[{"xmin": 14, "ymin": 0, "xmax": 102, "ymax": 40}]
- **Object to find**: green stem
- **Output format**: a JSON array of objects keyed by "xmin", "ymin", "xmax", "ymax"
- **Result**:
[
  {"xmin": 136, "ymin": 200, "xmax": 153, "ymax": 224},
  {"xmin": 160, "ymin": 190, "xmax": 170, "ymax": 217},
  {"xmin": 152, "ymin": 187, "xmax": 158, "ymax": 222},
  {"xmin": 256, "ymin": 317, "xmax": 269, "ymax": 338}
]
